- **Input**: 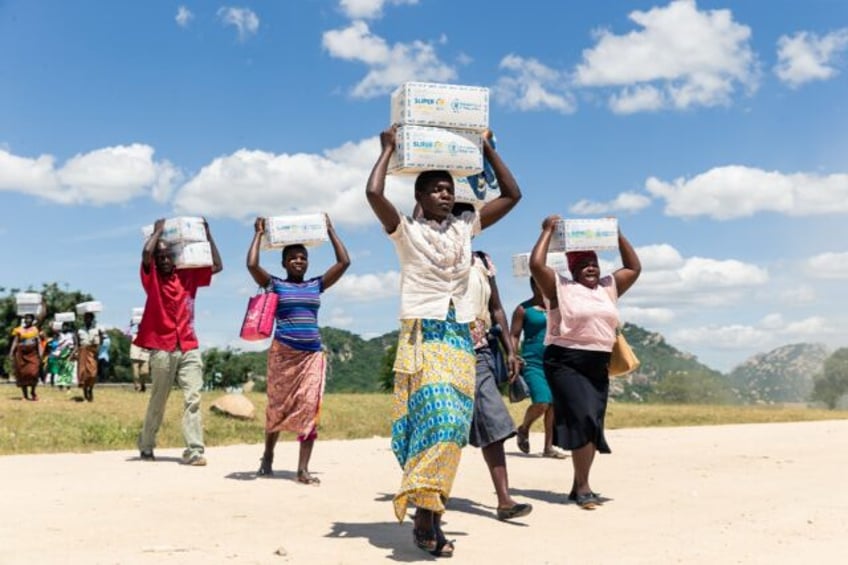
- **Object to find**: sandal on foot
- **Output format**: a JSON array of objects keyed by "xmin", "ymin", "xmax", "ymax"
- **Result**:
[
  {"xmin": 496, "ymin": 502, "xmax": 533, "ymax": 521},
  {"xmin": 516, "ymin": 428, "xmax": 530, "ymax": 454},
  {"xmin": 431, "ymin": 525, "xmax": 454, "ymax": 558},
  {"xmin": 542, "ymin": 447, "xmax": 568, "ymax": 459},
  {"xmin": 575, "ymin": 492, "xmax": 600, "ymax": 510},
  {"xmin": 413, "ymin": 528, "xmax": 437, "ymax": 553},
  {"xmin": 257, "ymin": 455, "xmax": 273, "ymax": 477},
  {"xmin": 297, "ymin": 469, "xmax": 320, "ymax": 485}
]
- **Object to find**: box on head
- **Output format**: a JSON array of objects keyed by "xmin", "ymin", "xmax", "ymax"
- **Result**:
[{"xmin": 261, "ymin": 214, "xmax": 329, "ymax": 251}]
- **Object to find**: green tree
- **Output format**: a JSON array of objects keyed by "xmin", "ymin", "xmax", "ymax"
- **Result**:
[
  {"xmin": 811, "ymin": 348, "xmax": 848, "ymax": 409},
  {"xmin": 202, "ymin": 347, "xmax": 267, "ymax": 389},
  {"xmin": 379, "ymin": 341, "xmax": 397, "ymax": 393}
]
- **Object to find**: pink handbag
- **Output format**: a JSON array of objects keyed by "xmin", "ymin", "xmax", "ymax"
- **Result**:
[{"xmin": 239, "ymin": 289, "xmax": 278, "ymax": 341}]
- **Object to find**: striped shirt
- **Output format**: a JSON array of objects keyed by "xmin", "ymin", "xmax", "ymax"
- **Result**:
[{"xmin": 271, "ymin": 276, "xmax": 324, "ymax": 351}]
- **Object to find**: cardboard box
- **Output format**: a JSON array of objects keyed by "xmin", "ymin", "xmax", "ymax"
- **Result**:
[
  {"xmin": 16, "ymin": 303, "xmax": 41, "ymax": 316},
  {"xmin": 512, "ymin": 252, "xmax": 570, "ymax": 277},
  {"xmin": 388, "ymin": 126, "xmax": 483, "ymax": 177},
  {"xmin": 15, "ymin": 292, "xmax": 41, "ymax": 305},
  {"xmin": 55, "ymin": 312, "xmax": 76, "ymax": 323},
  {"xmin": 51, "ymin": 321, "xmax": 63, "ymax": 332},
  {"xmin": 131, "ymin": 307, "xmax": 144, "ymax": 318},
  {"xmin": 141, "ymin": 217, "xmax": 207, "ymax": 243},
  {"xmin": 171, "ymin": 241, "xmax": 213, "ymax": 269},
  {"xmin": 453, "ymin": 176, "xmax": 485, "ymax": 206},
  {"xmin": 391, "ymin": 82, "xmax": 489, "ymax": 131},
  {"xmin": 131, "ymin": 315, "xmax": 143, "ymax": 325},
  {"xmin": 558, "ymin": 218, "xmax": 619, "ymax": 252},
  {"xmin": 76, "ymin": 301, "xmax": 103, "ymax": 315},
  {"xmin": 261, "ymin": 214, "xmax": 328, "ymax": 250}
]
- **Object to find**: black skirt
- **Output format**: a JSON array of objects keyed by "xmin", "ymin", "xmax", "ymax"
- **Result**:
[{"xmin": 543, "ymin": 344, "xmax": 612, "ymax": 453}]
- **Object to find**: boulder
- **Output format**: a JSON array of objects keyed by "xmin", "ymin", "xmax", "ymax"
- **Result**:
[{"xmin": 210, "ymin": 394, "xmax": 256, "ymax": 420}]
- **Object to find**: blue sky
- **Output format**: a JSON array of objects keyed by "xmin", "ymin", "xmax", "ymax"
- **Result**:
[{"xmin": 2, "ymin": 0, "xmax": 846, "ymax": 372}]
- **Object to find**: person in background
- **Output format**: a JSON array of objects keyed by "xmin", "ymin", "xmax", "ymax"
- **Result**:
[
  {"xmin": 97, "ymin": 330, "xmax": 111, "ymax": 383},
  {"xmin": 53, "ymin": 322, "xmax": 77, "ymax": 391},
  {"xmin": 463, "ymin": 243, "xmax": 533, "ymax": 521},
  {"xmin": 44, "ymin": 329, "xmax": 60, "ymax": 387},
  {"xmin": 76, "ymin": 312, "xmax": 101, "ymax": 402},
  {"xmin": 510, "ymin": 277, "xmax": 567, "ymax": 459},
  {"xmin": 9, "ymin": 306, "xmax": 46, "ymax": 401},
  {"xmin": 529, "ymin": 215, "xmax": 641, "ymax": 510},
  {"xmin": 247, "ymin": 214, "xmax": 350, "ymax": 485},
  {"xmin": 366, "ymin": 125, "xmax": 521, "ymax": 557},
  {"xmin": 128, "ymin": 321, "xmax": 150, "ymax": 393},
  {"xmin": 135, "ymin": 218, "xmax": 223, "ymax": 466}
]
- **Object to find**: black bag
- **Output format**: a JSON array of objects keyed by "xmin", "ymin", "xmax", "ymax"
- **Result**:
[
  {"xmin": 487, "ymin": 324, "xmax": 509, "ymax": 387},
  {"xmin": 508, "ymin": 373, "xmax": 530, "ymax": 403}
]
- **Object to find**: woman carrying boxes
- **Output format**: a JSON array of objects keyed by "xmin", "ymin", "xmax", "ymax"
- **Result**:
[
  {"xmin": 75, "ymin": 303, "xmax": 103, "ymax": 402},
  {"xmin": 246, "ymin": 213, "xmax": 350, "ymax": 485},
  {"xmin": 9, "ymin": 294, "xmax": 46, "ymax": 401},
  {"xmin": 366, "ymin": 113, "xmax": 521, "ymax": 556}
]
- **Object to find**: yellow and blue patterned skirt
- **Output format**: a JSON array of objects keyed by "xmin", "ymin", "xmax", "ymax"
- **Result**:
[{"xmin": 391, "ymin": 307, "xmax": 476, "ymax": 522}]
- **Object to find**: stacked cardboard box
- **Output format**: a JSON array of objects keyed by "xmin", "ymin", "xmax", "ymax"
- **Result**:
[
  {"xmin": 261, "ymin": 214, "xmax": 329, "ymax": 250},
  {"xmin": 550, "ymin": 218, "xmax": 619, "ymax": 252},
  {"xmin": 76, "ymin": 301, "xmax": 103, "ymax": 315},
  {"xmin": 15, "ymin": 293, "xmax": 41, "ymax": 316},
  {"xmin": 141, "ymin": 217, "xmax": 213, "ymax": 269},
  {"xmin": 511, "ymin": 252, "xmax": 570, "ymax": 278},
  {"xmin": 388, "ymin": 82, "xmax": 488, "ymax": 178}
]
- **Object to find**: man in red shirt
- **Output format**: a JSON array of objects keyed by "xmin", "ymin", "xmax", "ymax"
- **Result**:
[{"xmin": 135, "ymin": 218, "xmax": 223, "ymax": 466}]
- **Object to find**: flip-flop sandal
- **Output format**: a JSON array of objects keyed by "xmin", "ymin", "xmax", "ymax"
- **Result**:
[
  {"xmin": 431, "ymin": 524, "xmax": 454, "ymax": 558},
  {"xmin": 413, "ymin": 528, "xmax": 437, "ymax": 553},
  {"xmin": 575, "ymin": 492, "xmax": 600, "ymax": 510},
  {"xmin": 542, "ymin": 448, "xmax": 568, "ymax": 459},
  {"xmin": 496, "ymin": 503, "xmax": 533, "ymax": 521},
  {"xmin": 297, "ymin": 470, "xmax": 321, "ymax": 485},
  {"xmin": 516, "ymin": 428, "xmax": 530, "ymax": 454}
]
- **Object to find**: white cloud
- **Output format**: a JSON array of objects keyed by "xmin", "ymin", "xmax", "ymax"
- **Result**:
[
  {"xmin": 493, "ymin": 54, "xmax": 576, "ymax": 114},
  {"xmin": 573, "ymin": 0, "xmax": 759, "ymax": 112},
  {"xmin": 322, "ymin": 21, "xmax": 456, "ymax": 98},
  {"xmin": 620, "ymin": 305, "xmax": 676, "ymax": 324},
  {"xmin": 775, "ymin": 29, "xmax": 848, "ymax": 87},
  {"xmin": 325, "ymin": 307, "xmax": 354, "ymax": 328},
  {"xmin": 671, "ymin": 315, "xmax": 833, "ymax": 351},
  {"xmin": 217, "ymin": 6, "xmax": 260, "ymax": 41},
  {"xmin": 171, "ymin": 136, "xmax": 415, "ymax": 225},
  {"xmin": 0, "ymin": 144, "xmax": 180, "ymax": 205},
  {"xmin": 330, "ymin": 271, "xmax": 400, "ymax": 301},
  {"xmin": 339, "ymin": 0, "xmax": 418, "ymax": 20},
  {"xmin": 569, "ymin": 191, "xmax": 652, "ymax": 215},
  {"xmin": 646, "ymin": 165, "xmax": 848, "ymax": 219},
  {"xmin": 626, "ymin": 243, "xmax": 768, "ymax": 308},
  {"xmin": 778, "ymin": 285, "xmax": 816, "ymax": 304},
  {"xmin": 175, "ymin": 6, "xmax": 194, "ymax": 28},
  {"xmin": 807, "ymin": 252, "xmax": 848, "ymax": 279}
]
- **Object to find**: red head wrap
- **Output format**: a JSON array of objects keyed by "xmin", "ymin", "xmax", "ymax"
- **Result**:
[{"xmin": 566, "ymin": 250, "xmax": 598, "ymax": 274}]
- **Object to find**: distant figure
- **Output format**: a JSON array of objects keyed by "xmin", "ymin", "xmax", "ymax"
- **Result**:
[
  {"xmin": 247, "ymin": 214, "xmax": 350, "ymax": 484},
  {"xmin": 128, "ymin": 323, "xmax": 150, "ymax": 392},
  {"xmin": 365, "ymin": 125, "xmax": 521, "ymax": 558},
  {"xmin": 53, "ymin": 323, "xmax": 77, "ymax": 391},
  {"xmin": 135, "ymin": 218, "xmax": 223, "ymax": 466},
  {"xmin": 10, "ymin": 310, "xmax": 45, "ymax": 401},
  {"xmin": 44, "ymin": 331, "xmax": 60, "ymax": 386},
  {"xmin": 76, "ymin": 312, "xmax": 101, "ymax": 402},
  {"xmin": 97, "ymin": 331, "xmax": 111, "ymax": 383},
  {"xmin": 510, "ymin": 277, "xmax": 567, "ymax": 458},
  {"xmin": 529, "ymin": 215, "xmax": 641, "ymax": 510}
]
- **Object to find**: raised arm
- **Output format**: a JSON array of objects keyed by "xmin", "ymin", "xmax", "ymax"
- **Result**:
[
  {"xmin": 529, "ymin": 215, "xmax": 560, "ymax": 307},
  {"xmin": 142, "ymin": 218, "xmax": 165, "ymax": 273},
  {"xmin": 246, "ymin": 217, "xmax": 272, "ymax": 288},
  {"xmin": 204, "ymin": 218, "xmax": 224, "ymax": 275},
  {"xmin": 365, "ymin": 126, "xmax": 402, "ymax": 234},
  {"xmin": 488, "ymin": 275, "xmax": 521, "ymax": 381},
  {"xmin": 321, "ymin": 214, "xmax": 351, "ymax": 290},
  {"xmin": 477, "ymin": 131, "xmax": 522, "ymax": 230},
  {"xmin": 612, "ymin": 228, "xmax": 641, "ymax": 298},
  {"xmin": 509, "ymin": 303, "xmax": 526, "ymax": 358}
]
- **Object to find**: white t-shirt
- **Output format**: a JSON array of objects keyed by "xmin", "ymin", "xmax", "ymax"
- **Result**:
[{"xmin": 389, "ymin": 210, "xmax": 482, "ymax": 322}]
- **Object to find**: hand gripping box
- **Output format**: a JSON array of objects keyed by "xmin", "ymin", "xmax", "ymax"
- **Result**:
[
  {"xmin": 75, "ymin": 301, "xmax": 103, "ymax": 315},
  {"xmin": 171, "ymin": 241, "xmax": 213, "ymax": 269},
  {"xmin": 131, "ymin": 307, "xmax": 144, "ymax": 325},
  {"xmin": 141, "ymin": 217, "xmax": 207, "ymax": 244},
  {"xmin": 261, "ymin": 214, "xmax": 328, "ymax": 251},
  {"xmin": 391, "ymin": 82, "xmax": 489, "ymax": 132},
  {"xmin": 557, "ymin": 218, "xmax": 619, "ymax": 252},
  {"xmin": 388, "ymin": 125, "xmax": 483, "ymax": 177},
  {"xmin": 512, "ymin": 252, "xmax": 569, "ymax": 277}
]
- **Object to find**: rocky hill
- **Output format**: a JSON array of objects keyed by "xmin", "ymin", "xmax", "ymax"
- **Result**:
[{"xmin": 728, "ymin": 343, "xmax": 830, "ymax": 403}]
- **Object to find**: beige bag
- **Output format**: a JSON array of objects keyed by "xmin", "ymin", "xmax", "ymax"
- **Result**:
[{"xmin": 609, "ymin": 328, "xmax": 640, "ymax": 377}]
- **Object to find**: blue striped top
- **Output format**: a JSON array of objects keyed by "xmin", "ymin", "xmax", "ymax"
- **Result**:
[{"xmin": 270, "ymin": 276, "xmax": 324, "ymax": 351}]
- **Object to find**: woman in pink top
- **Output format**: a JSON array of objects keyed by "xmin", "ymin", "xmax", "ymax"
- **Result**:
[{"xmin": 529, "ymin": 214, "xmax": 641, "ymax": 510}]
